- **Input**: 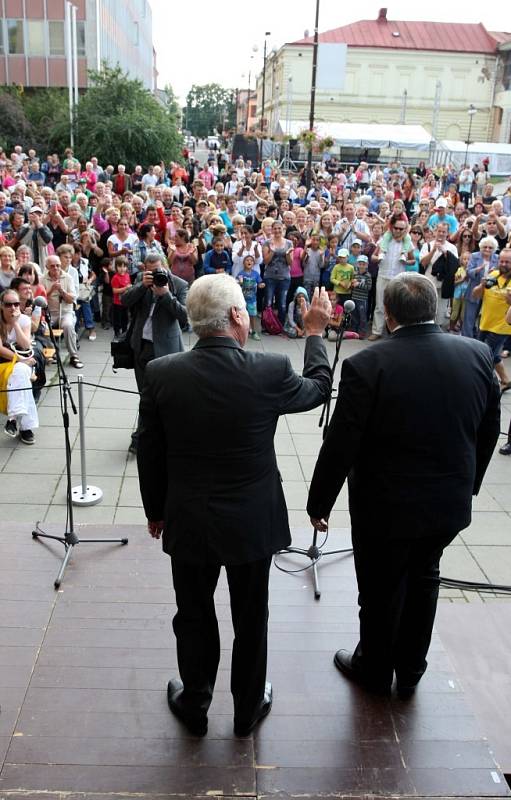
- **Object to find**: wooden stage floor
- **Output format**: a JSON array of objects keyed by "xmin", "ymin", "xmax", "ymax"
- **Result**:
[{"xmin": 0, "ymin": 522, "xmax": 509, "ymax": 799}]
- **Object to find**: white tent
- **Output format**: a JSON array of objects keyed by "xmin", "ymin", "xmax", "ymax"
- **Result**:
[
  {"xmin": 437, "ymin": 141, "xmax": 511, "ymax": 175},
  {"xmin": 277, "ymin": 121, "xmax": 432, "ymax": 151}
]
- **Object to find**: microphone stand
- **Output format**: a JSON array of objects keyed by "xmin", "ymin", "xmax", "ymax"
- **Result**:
[
  {"xmin": 276, "ymin": 305, "xmax": 355, "ymax": 600},
  {"xmin": 32, "ymin": 304, "xmax": 128, "ymax": 589}
]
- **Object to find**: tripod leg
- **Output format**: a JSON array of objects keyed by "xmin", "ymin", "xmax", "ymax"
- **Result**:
[
  {"xmin": 54, "ymin": 543, "xmax": 75, "ymax": 590},
  {"xmin": 312, "ymin": 560, "xmax": 321, "ymax": 600},
  {"xmin": 78, "ymin": 537, "xmax": 129, "ymax": 544}
]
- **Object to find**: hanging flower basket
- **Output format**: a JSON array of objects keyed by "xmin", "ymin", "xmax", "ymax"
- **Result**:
[
  {"xmin": 318, "ymin": 135, "xmax": 335, "ymax": 152},
  {"xmin": 298, "ymin": 128, "xmax": 318, "ymax": 150}
]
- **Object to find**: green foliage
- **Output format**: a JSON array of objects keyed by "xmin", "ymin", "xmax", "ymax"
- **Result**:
[
  {"xmin": 0, "ymin": 87, "xmax": 70, "ymax": 156},
  {"xmin": 23, "ymin": 89, "xmax": 71, "ymax": 155},
  {"xmin": 185, "ymin": 83, "xmax": 236, "ymax": 138},
  {"xmin": 74, "ymin": 65, "xmax": 182, "ymax": 169},
  {"xmin": 0, "ymin": 89, "xmax": 33, "ymax": 152}
]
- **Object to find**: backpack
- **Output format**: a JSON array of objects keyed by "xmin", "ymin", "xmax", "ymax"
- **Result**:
[{"xmin": 261, "ymin": 306, "xmax": 284, "ymax": 335}]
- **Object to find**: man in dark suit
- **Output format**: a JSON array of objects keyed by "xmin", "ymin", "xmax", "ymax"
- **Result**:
[
  {"xmin": 121, "ymin": 253, "xmax": 188, "ymax": 453},
  {"xmin": 307, "ymin": 273, "xmax": 500, "ymax": 697},
  {"xmin": 137, "ymin": 274, "xmax": 332, "ymax": 736}
]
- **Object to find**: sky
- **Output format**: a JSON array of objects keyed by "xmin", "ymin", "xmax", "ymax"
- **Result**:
[{"xmin": 150, "ymin": 0, "xmax": 511, "ymax": 103}]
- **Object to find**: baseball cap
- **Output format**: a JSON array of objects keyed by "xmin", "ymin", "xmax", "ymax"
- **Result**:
[
  {"xmin": 352, "ymin": 238, "xmax": 362, "ymax": 246},
  {"xmin": 338, "ymin": 248, "xmax": 349, "ymax": 257},
  {"xmin": 207, "ymin": 190, "xmax": 217, "ymax": 197},
  {"xmin": 357, "ymin": 254, "xmax": 369, "ymax": 263},
  {"xmin": 30, "ymin": 206, "xmax": 43, "ymax": 213},
  {"xmin": 436, "ymin": 197, "xmax": 448, "ymax": 209}
]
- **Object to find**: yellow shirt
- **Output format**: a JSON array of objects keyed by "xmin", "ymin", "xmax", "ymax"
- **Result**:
[
  {"xmin": 479, "ymin": 270, "xmax": 511, "ymax": 335},
  {"xmin": 331, "ymin": 262, "xmax": 354, "ymax": 295}
]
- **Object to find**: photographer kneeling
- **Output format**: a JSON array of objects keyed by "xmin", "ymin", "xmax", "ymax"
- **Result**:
[{"xmin": 121, "ymin": 253, "xmax": 188, "ymax": 453}]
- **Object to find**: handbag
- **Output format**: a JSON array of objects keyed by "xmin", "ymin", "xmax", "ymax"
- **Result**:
[
  {"xmin": 110, "ymin": 315, "xmax": 136, "ymax": 371},
  {"xmin": 0, "ymin": 354, "xmax": 18, "ymax": 415},
  {"xmin": 78, "ymin": 283, "xmax": 92, "ymax": 302},
  {"xmin": 261, "ymin": 306, "xmax": 284, "ymax": 335}
]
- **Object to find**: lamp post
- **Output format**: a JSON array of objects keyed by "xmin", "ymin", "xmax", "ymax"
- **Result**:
[
  {"xmin": 259, "ymin": 31, "xmax": 271, "ymax": 166},
  {"xmin": 306, "ymin": 0, "xmax": 320, "ymax": 192},
  {"xmin": 245, "ymin": 48, "xmax": 257, "ymax": 132},
  {"xmin": 464, "ymin": 104, "xmax": 477, "ymax": 167}
]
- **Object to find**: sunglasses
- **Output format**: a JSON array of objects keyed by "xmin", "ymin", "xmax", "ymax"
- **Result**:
[
  {"xmin": 393, "ymin": 226, "xmax": 406, "ymax": 231},
  {"xmin": 3, "ymin": 301, "xmax": 20, "ymax": 308}
]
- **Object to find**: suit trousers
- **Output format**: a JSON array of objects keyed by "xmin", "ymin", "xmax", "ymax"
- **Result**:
[
  {"xmin": 350, "ymin": 524, "xmax": 458, "ymax": 688},
  {"xmin": 170, "ymin": 553, "xmax": 272, "ymax": 724}
]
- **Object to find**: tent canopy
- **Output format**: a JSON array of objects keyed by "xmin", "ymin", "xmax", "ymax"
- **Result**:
[
  {"xmin": 437, "ymin": 141, "xmax": 511, "ymax": 175},
  {"xmin": 277, "ymin": 121, "xmax": 432, "ymax": 150}
]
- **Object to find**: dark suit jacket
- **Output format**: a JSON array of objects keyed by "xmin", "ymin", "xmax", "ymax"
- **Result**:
[
  {"xmin": 137, "ymin": 335, "xmax": 332, "ymax": 564},
  {"xmin": 121, "ymin": 272, "xmax": 188, "ymax": 359},
  {"xmin": 307, "ymin": 325, "xmax": 501, "ymax": 538}
]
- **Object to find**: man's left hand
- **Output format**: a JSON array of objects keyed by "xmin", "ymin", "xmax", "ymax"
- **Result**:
[
  {"xmin": 147, "ymin": 520, "xmax": 164, "ymax": 538},
  {"xmin": 310, "ymin": 517, "xmax": 329, "ymax": 532}
]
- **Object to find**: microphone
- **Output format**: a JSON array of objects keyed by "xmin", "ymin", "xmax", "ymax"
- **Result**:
[
  {"xmin": 33, "ymin": 296, "xmax": 48, "ymax": 309},
  {"xmin": 343, "ymin": 299, "xmax": 355, "ymax": 314}
]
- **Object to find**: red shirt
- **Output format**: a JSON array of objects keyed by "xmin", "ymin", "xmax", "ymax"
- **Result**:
[{"xmin": 111, "ymin": 272, "xmax": 131, "ymax": 305}]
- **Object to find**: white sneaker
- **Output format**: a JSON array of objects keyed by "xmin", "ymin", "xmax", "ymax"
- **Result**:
[{"xmin": 88, "ymin": 332, "xmax": 97, "ymax": 341}]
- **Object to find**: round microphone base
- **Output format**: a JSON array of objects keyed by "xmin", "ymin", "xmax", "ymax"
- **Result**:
[{"xmin": 71, "ymin": 484, "xmax": 103, "ymax": 507}]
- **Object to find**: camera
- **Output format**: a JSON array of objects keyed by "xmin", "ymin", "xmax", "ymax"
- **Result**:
[
  {"xmin": 485, "ymin": 277, "xmax": 498, "ymax": 289},
  {"xmin": 152, "ymin": 267, "xmax": 169, "ymax": 288}
]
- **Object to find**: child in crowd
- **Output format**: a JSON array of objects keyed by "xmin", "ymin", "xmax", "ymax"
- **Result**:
[
  {"xmin": 237, "ymin": 254, "xmax": 265, "ymax": 340},
  {"xmin": 287, "ymin": 231, "xmax": 305, "ymax": 305},
  {"xmin": 168, "ymin": 228, "xmax": 198, "ymax": 285},
  {"xmin": 110, "ymin": 255, "xmax": 131, "ymax": 337},
  {"xmin": 302, "ymin": 233, "xmax": 323, "ymax": 300},
  {"xmin": 203, "ymin": 236, "xmax": 232, "ymax": 274},
  {"xmin": 232, "ymin": 226, "xmax": 261, "ymax": 280},
  {"xmin": 351, "ymin": 254, "xmax": 372, "ymax": 338},
  {"xmin": 323, "ymin": 290, "xmax": 344, "ymax": 341},
  {"xmin": 330, "ymin": 249, "xmax": 354, "ymax": 306},
  {"xmin": 322, "ymin": 234, "xmax": 339, "ymax": 289},
  {"xmin": 348, "ymin": 239, "xmax": 363, "ymax": 267},
  {"xmin": 99, "ymin": 256, "xmax": 114, "ymax": 329},
  {"xmin": 450, "ymin": 251, "xmax": 470, "ymax": 333},
  {"xmin": 285, "ymin": 286, "xmax": 309, "ymax": 339}
]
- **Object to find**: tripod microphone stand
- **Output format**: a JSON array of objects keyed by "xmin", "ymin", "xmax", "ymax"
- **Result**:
[
  {"xmin": 276, "ymin": 301, "xmax": 356, "ymax": 599},
  {"xmin": 32, "ymin": 300, "xmax": 128, "ymax": 589}
]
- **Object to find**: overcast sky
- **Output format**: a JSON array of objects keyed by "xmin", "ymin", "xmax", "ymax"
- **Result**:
[{"xmin": 150, "ymin": 1, "xmax": 511, "ymax": 102}]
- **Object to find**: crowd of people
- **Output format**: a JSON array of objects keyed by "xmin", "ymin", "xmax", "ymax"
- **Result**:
[{"xmin": 1, "ymin": 141, "xmax": 511, "ymax": 448}]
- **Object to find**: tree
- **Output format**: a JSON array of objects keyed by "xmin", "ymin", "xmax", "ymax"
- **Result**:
[
  {"xmin": 0, "ymin": 89, "xmax": 33, "ymax": 152},
  {"xmin": 185, "ymin": 84, "xmax": 236, "ymax": 138},
  {"xmin": 74, "ymin": 65, "xmax": 182, "ymax": 169},
  {"xmin": 162, "ymin": 83, "xmax": 181, "ymax": 128},
  {"xmin": 23, "ymin": 88, "xmax": 70, "ymax": 155}
]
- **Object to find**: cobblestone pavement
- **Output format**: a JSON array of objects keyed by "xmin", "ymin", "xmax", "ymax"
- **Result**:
[{"xmin": 1, "ymin": 327, "xmax": 510, "ymax": 603}]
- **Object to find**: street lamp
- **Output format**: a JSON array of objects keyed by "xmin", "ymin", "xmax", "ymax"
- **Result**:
[
  {"xmin": 259, "ymin": 31, "xmax": 271, "ymax": 166},
  {"xmin": 245, "ymin": 47, "xmax": 257, "ymax": 132},
  {"xmin": 306, "ymin": 0, "xmax": 320, "ymax": 191},
  {"xmin": 464, "ymin": 104, "xmax": 477, "ymax": 167}
]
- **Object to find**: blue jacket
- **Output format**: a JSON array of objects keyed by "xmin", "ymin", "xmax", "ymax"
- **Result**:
[{"xmin": 465, "ymin": 252, "xmax": 499, "ymax": 301}]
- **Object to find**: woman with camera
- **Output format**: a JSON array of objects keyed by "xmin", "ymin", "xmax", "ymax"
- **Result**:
[
  {"xmin": 462, "ymin": 235, "xmax": 499, "ymax": 338},
  {"xmin": 0, "ymin": 288, "xmax": 39, "ymax": 444}
]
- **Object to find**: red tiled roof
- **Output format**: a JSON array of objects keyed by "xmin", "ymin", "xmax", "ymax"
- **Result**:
[{"xmin": 292, "ymin": 19, "xmax": 508, "ymax": 55}]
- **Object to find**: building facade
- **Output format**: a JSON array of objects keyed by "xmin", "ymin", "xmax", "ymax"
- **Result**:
[
  {"xmin": 255, "ymin": 10, "xmax": 511, "ymax": 145},
  {"xmin": 236, "ymin": 88, "xmax": 258, "ymax": 132},
  {"xmin": 0, "ymin": 0, "xmax": 154, "ymax": 91}
]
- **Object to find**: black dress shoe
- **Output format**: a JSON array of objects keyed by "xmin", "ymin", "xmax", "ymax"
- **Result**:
[
  {"xmin": 499, "ymin": 442, "xmax": 511, "ymax": 456},
  {"xmin": 167, "ymin": 679, "xmax": 207, "ymax": 736},
  {"xmin": 395, "ymin": 683, "xmax": 417, "ymax": 699},
  {"xmin": 333, "ymin": 649, "xmax": 391, "ymax": 695},
  {"xmin": 234, "ymin": 682, "xmax": 273, "ymax": 737}
]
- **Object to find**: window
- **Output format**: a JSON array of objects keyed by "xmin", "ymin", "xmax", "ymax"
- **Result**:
[
  {"xmin": 76, "ymin": 20, "xmax": 86, "ymax": 57},
  {"xmin": 250, "ymin": 104, "xmax": 257, "ymax": 117},
  {"xmin": 27, "ymin": 20, "xmax": 45, "ymax": 57},
  {"xmin": 7, "ymin": 20, "xmax": 24, "ymax": 55},
  {"xmin": 48, "ymin": 20, "xmax": 65, "ymax": 56},
  {"xmin": 134, "ymin": 21, "xmax": 139, "ymax": 46},
  {"xmin": 0, "ymin": 22, "xmax": 4, "ymax": 55}
]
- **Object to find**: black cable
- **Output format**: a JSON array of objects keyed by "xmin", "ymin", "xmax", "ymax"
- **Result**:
[
  {"xmin": 273, "ymin": 529, "xmax": 330, "ymax": 574},
  {"xmin": 439, "ymin": 576, "xmax": 511, "ymax": 593}
]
